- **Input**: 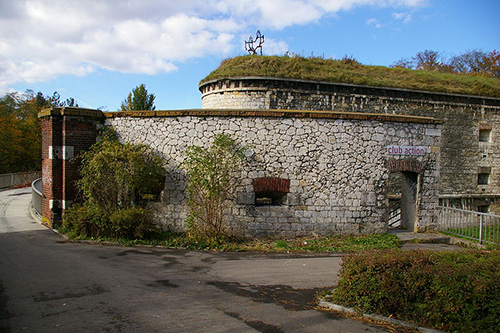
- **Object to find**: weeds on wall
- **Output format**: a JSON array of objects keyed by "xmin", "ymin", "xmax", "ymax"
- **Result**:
[
  {"xmin": 62, "ymin": 128, "xmax": 165, "ymax": 239},
  {"xmin": 182, "ymin": 133, "xmax": 246, "ymax": 245}
]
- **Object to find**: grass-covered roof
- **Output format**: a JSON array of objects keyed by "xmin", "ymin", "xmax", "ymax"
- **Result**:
[{"xmin": 201, "ymin": 56, "xmax": 500, "ymax": 98}]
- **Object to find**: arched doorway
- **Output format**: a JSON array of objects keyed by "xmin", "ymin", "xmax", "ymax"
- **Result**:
[{"xmin": 388, "ymin": 159, "xmax": 424, "ymax": 232}]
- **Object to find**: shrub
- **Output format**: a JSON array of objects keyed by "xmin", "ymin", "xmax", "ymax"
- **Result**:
[
  {"xmin": 62, "ymin": 203, "xmax": 105, "ymax": 238},
  {"xmin": 62, "ymin": 128, "xmax": 165, "ymax": 240},
  {"xmin": 63, "ymin": 205, "xmax": 159, "ymax": 239},
  {"xmin": 182, "ymin": 133, "xmax": 246, "ymax": 245},
  {"xmin": 331, "ymin": 249, "xmax": 500, "ymax": 332},
  {"xmin": 77, "ymin": 128, "xmax": 165, "ymax": 211},
  {"xmin": 108, "ymin": 207, "xmax": 158, "ymax": 239}
]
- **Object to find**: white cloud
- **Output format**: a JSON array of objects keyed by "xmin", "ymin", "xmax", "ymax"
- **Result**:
[
  {"xmin": 392, "ymin": 13, "xmax": 411, "ymax": 23},
  {"xmin": 310, "ymin": 0, "xmax": 427, "ymax": 11},
  {"xmin": 0, "ymin": 0, "xmax": 428, "ymax": 92},
  {"xmin": 262, "ymin": 39, "xmax": 290, "ymax": 56},
  {"xmin": 393, "ymin": 11, "xmax": 412, "ymax": 23},
  {"xmin": 366, "ymin": 18, "xmax": 383, "ymax": 28}
]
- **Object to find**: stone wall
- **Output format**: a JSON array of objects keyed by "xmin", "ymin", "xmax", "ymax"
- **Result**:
[
  {"xmin": 106, "ymin": 110, "xmax": 441, "ymax": 237},
  {"xmin": 201, "ymin": 77, "xmax": 500, "ymax": 213},
  {"xmin": 38, "ymin": 77, "xmax": 500, "ymax": 236}
]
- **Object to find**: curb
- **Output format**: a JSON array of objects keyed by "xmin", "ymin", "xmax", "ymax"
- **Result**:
[
  {"xmin": 29, "ymin": 204, "xmax": 70, "ymax": 241},
  {"xmin": 318, "ymin": 298, "xmax": 443, "ymax": 333},
  {"xmin": 29, "ymin": 204, "xmax": 43, "ymax": 224},
  {"xmin": 446, "ymin": 235, "xmax": 488, "ymax": 249}
]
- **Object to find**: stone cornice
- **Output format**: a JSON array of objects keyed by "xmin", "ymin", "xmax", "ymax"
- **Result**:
[
  {"xmin": 38, "ymin": 107, "xmax": 105, "ymax": 119},
  {"xmin": 199, "ymin": 76, "xmax": 500, "ymax": 108},
  {"xmin": 104, "ymin": 108, "xmax": 442, "ymax": 124}
]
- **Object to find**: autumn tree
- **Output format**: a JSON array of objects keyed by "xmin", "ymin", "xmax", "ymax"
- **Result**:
[
  {"xmin": 0, "ymin": 90, "xmax": 79, "ymax": 174},
  {"xmin": 413, "ymin": 50, "xmax": 444, "ymax": 71},
  {"xmin": 0, "ymin": 91, "xmax": 41, "ymax": 173},
  {"xmin": 121, "ymin": 84, "xmax": 156, "ymax": 111},
  {"xmin": 392, "ymin": 50, "xmax": 445, "ymax": 71},
  {"xmin": 392, "ymin": 57, "xmax": 414, "ymax": 69},
  {"xmin": 481, "ymin": 50, "xmax": 500, "ymax": 78},
  {"xmin": 392, "ymin": 49, "xmax": 500, "ymax": 78},
  {"xmin": 449, "ymin": 50, "xmax": 488, "ymax": 74}
]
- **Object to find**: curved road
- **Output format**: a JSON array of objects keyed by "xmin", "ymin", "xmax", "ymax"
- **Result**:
[{"xmin": 0, "ymin": 187, "xmax": 388, "ymax": 332}]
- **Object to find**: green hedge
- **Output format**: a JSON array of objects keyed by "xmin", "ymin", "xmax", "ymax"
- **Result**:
[
  {"xmin": 63, "ymin": 204, "xmax": 158, "ymax": 239},
  {"xmin": 331, "ymin": 249, "xmax": 500, "ymax": 332}
]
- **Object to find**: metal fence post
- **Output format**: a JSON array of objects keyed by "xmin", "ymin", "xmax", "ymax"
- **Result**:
[
  {"xmin": 438, "ymin": 206, "xmax": 499, "ymax": 246},
  {"xmin": 479, "ymin": 214, "xmax": 483, "ymax": 244}
]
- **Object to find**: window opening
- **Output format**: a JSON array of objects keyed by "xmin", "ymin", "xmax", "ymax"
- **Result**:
[
  {"xmin": 255, "ymin": 191, "xmax": 286, "ymax": 206},
  {"xmin": 252, "ymin": 177, "xmax": 290, "ymax": 206},
  {"xmin": 477, "ymin": 205, "xmax": 490, "ymax": 213},
  {"xmin": 478, "ymin": 173, "xmax": 490, "ymax": 185},
  {"xmin": 479, "ymin": 129, "xmax": 491, "ymax": 143}
]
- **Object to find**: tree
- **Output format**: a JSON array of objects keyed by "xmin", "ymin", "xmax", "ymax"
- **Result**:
[
  {"xmin": 482, "ymin": 50, "xmax": 500, "ymax": 78},
  {"xmin": 0, "ymin": 90, "xmax": 80, "ymax": 174},
  {"xmin": 121, "ymin": 84, "xmax": 156, "ymax": 111},
  {"xmin": 391, "ymin": 50, "xmax": 445, "ymax": 71},
  {"xmin": 0, "ymin": 91, "xmax": 41, "ymax": 173},
  {"xmin": 392, "ymin": 49, "xmax": 500, "ymax": 78},
  {"xmin": 48, "ymin": 91, "xmax": 79, "ymax": 107},
  {"xmin": 413, "ymin": 50, "xmax": 444, "ymax": 71},
  {"xmin": 449, "ymin": 50, "xmax": 487, "ymax": 74},
  {"xmin": 182, "ymin": 133, "xmax": 246, "ymax": 244},
  {"xmin": 392, "ymin": 57, "xmax": 414, "ymax": 69}
]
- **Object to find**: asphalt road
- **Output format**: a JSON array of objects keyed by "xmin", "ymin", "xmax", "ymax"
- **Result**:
[{"xmin": 0, "ymin": 187, "xmax": 390, "ymax": 332}]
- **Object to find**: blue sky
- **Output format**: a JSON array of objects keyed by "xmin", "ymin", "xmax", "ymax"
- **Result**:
[{"xmin": 1, "ymin": 0, "xmax": 498, "ymax": 111}]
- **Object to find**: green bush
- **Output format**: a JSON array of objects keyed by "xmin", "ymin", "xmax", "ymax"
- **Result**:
[
  {"xmin": 331, "ymin": 249, "xmax": 500, "ymax": 332},
  {"xmin": 63, "ymin": 205, "xmax": 158, "ymax": 239},
  {"xmin": 108, "ymin": 207, "xmax": 158, "ymax": 239},
  {"xmin": 183, "ymin": 133, "xmax": 246, "ymax": 245},
  {"xmin": 62, "ymin": 128, "xmax": 165, "ymax": 240},
  {"xmin": 62, "ymin": 203, "xmax": 108, "ymax": 238},
  {"xmin": 76, "ymin": 129, "xmax": 165, "ymax": 211}
]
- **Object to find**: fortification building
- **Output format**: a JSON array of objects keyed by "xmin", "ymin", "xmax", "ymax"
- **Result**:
[{"xmin": 39, "ymin": 56, "xmax": 500, "ymax": 238}]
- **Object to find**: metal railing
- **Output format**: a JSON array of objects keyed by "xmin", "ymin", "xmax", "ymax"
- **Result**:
[
  {"xmin": 388, "ymin": 200, "xmax": 401, "ymax": 228},
  {"xmin": 31, "ymin": 178, "xmax": 43, "ymax": 217},
  {"xmin": 438, "ymin": 206, "xmax": 500, "ymax": 245},
  {"xmin": 0, "ymin": 171, "xmax": 41, "ymax": 189}
]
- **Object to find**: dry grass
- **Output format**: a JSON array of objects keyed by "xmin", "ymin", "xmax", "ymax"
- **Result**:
[
  {"xmin": 201, "ymin": 55, "xmax": 500, "ymax": 98},
  {"xmin": 81, "ymin": 232, "xmax": 401, "ymax": 253}
]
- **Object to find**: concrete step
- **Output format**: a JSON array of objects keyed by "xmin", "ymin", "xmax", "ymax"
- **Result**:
[{"xmin": 389, "ymin": 229, "xmax": 451, "ymax": 244}]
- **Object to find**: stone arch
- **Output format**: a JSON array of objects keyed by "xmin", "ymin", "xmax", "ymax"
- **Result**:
[{"xmin": 388, "ymin": 158, "xmax": 425, "ymax": 174}]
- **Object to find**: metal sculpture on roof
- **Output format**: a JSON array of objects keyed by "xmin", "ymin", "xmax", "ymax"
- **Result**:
[{"xmin": 245, "ymin": 30, "xmax": 264, "ymax": 55}]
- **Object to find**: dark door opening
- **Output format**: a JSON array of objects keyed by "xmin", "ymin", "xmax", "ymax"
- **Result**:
[{"xmin": 388, "ymin": 171, "xmax": 420, "ymax": 231}]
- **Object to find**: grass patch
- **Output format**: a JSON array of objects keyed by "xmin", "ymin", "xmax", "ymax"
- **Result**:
[
  {"xmin": 441, "ymin": 224, "xmax": 500, "ymax": 246},
  {"xmin": 330, "ymin": 249, "xmax": 500, "ymax": 332},
  {"xmin": 201, "ymin": 55, "xmax": 500, "ymax": 98},
  {"xmin": 58, "ymin": 230, "xmax": 401, "ymax": 253}
]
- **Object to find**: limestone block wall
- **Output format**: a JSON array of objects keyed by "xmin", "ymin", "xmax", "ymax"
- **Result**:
[
  {"xmin": 106, "ymin": 110, "xmax": 441, "ymax": 237},
  {"xmin": 201, "ymin": 77, "xmax": 500, "ymax": 212}
]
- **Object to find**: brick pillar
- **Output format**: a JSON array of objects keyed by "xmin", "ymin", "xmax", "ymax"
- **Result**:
[{"xmin": 39, "ymin": 107, "xmax": 104, "ymax": 227}]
